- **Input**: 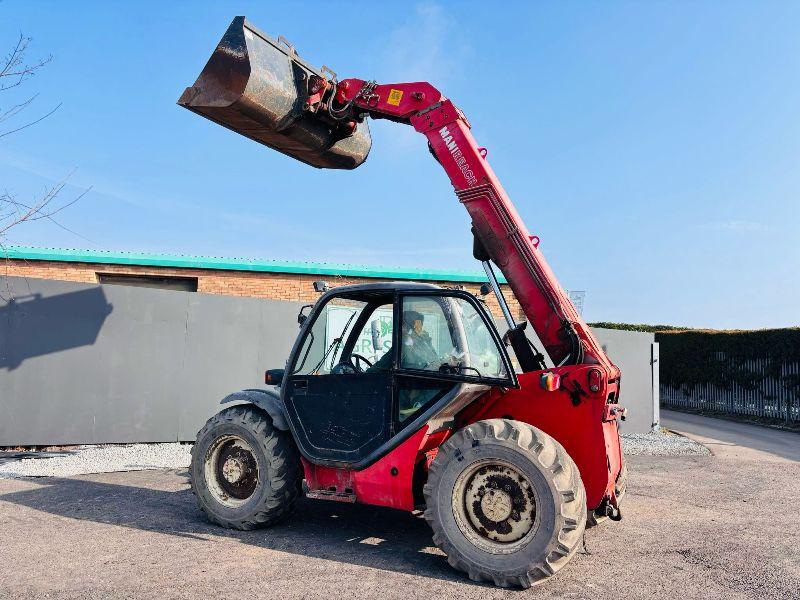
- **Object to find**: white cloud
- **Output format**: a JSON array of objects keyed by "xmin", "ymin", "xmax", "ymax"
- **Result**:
[
  {"xmin": 376, "ymin": 2, "xmax": 471, "ymax": 88},
  {"xmin": 366, "ymin": 3, "xmax": 472, "ymax": 153}
]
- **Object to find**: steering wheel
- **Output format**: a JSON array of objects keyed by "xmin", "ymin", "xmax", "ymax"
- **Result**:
[
  {"xmin": 331, "ymin": 362, "xmax": 356, "ymax": 375},
  {"xmin": 350, "ymin": 353, "xmax": 373, "ymax": 371},
  {"xmin": 331, "ymin": 353, "xmax": 374, "ymax": 375}
]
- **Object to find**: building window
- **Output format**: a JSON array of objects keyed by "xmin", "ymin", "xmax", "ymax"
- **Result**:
[{"xmin": 96, "ymin": 272, "xmax": 198, "ymax": 292}]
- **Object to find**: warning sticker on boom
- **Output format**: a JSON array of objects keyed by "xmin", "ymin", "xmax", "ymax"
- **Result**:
[{"xmin": 387, "ymin": 89, "xmax": 404, "ymax": 106}]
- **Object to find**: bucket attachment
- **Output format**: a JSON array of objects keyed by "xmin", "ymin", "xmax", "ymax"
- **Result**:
[{"xmin": 178, "ymin": 16, "xmax": 371, "ymax": 170}]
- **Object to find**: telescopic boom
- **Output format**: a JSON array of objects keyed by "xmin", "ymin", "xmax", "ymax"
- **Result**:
[
  {"xmin": 329, "ymin": 78, "xmax": 617, "ymax": 376},
  {"xmin": 177, "ymin": 17, "xmax": 619, "ymax": 379}
]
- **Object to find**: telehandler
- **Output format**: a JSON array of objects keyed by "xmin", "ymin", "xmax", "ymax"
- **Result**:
[{"xmin": 178, "ymin": 17, "xmax": 626, "ymax": 588}]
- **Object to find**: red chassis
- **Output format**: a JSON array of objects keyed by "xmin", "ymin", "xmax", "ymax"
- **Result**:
[{"xmin": 302, "ymin": 80, "xmax": 624, "ymax": 515}]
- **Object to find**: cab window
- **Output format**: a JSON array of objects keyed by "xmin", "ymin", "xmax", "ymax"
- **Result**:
[
  {"xmin": 353, "ymin": 303, "xmax": 394, "ymax": 372},
  {"xmin": 291, "ymin": 297, "xmax": 393, "ymax": 375},
  {"xmin": 399, "ymin": 296, "xmax": 509, "ymax": 380},
  {"xmin": 397, "ymin": 382, "xmax": 452, "ymax": 422},
  {"xmin": 291, "ymin": 297, "xmax": 367, "ymax": 375}
]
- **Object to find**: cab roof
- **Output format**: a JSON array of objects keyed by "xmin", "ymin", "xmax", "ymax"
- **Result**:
[{"xmin": 319, "ymin": 281, "xmax": 443, "ymax": 301}]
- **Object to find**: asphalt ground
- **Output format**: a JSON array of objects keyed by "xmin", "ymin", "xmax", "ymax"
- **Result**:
[
  {"xmin": 661, "ymin": 408, "xmax": 800, "ymax": 461},
  {"xmin": 1, "ymin": 414, "xmax": 798, "ymax": 599}
]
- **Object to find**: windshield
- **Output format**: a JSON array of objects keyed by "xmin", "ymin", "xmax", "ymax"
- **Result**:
[
  {"xmin": 291, "ymin": 297, "xmax": 395, "ymax": 375},
  {"xmin": 292, "ymin": 298, "xmax": 367, "ymax": 375},
  {"xmin": 399, "ymin": 296, "xmax": 508, "ymax": 380}
]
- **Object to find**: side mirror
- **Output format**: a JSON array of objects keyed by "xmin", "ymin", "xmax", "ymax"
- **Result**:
[
  {"xmin": 297, "ymin": 303, "xmax": 313, "ymax": 326},
  {"xmin": 370, "ymin": 319, "xmax": 381, "ymax": 352},
  {"xmin": 264, "ymin": 368, "xmax": 284, "ymax": 386}
]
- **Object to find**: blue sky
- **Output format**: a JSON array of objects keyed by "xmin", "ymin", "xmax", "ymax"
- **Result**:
[{"xmin": 1, "ymin": 1, "xmax": 798, "ymax": 329}]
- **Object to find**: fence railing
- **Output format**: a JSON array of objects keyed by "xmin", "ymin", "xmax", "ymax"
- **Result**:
[{"xmin": 661, "ymin": 358, "xmax": 800, "ymax": 423}]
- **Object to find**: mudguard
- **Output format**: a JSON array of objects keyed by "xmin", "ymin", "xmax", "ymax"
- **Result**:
[{"xmin": 220, "ymin": 388, "xmax": 289, "ymax": 431}]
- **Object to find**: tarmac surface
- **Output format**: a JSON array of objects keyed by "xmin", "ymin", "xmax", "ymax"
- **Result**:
[
  {"xmin": 661, "ymin": 408, "xmax": 800, "ymax": 461},
  {"xmin": 1, "ymin": 413, "xmax": 798, "ymax": 599}
]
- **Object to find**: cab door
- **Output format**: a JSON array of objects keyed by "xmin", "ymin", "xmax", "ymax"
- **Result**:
[
  {"xmin": 393, "ymin": 291, "xmax": 518, "ymax": 429},
  {"xmin": 282, "ymin": 294, "xmax": 395, "ymax": 465}
]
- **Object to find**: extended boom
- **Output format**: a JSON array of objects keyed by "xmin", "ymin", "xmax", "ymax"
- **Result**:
[{"xmin": 333, "ymin": 79, "xmax": 618, "ymax": 378}]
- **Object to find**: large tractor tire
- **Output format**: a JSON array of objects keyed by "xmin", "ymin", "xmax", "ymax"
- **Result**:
[
  {"xmin": 424, "ymin": 419, "xmax": 587, "ymax": 588},
  {"xmin": 190, "ymin": 405, "xmax": 302, "ymax": 530}
]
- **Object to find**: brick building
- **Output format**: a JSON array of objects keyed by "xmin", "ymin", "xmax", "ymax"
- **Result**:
[{"xmin": 3, "ymin": 246, "xmax": 525, "ymax": 321}]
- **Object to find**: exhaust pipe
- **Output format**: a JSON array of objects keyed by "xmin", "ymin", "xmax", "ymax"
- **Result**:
[{"xmin": 178, "ymin": 16, "xmax": 371, "ymax": 170}]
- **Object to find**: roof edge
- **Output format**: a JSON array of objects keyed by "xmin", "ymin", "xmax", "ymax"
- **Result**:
[{"xmin": 2, "ymin": 245, "xmax": 506, "ymax": 284}]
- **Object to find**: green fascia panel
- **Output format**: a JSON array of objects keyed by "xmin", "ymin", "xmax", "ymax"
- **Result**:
[{"xmin": 3, "ymin": 246, "xmax": 507, "ymax": 284}]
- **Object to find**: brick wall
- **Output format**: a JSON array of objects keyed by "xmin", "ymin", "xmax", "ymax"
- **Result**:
[{"xmin": 2, "ymin": 259, "xmax": 525, "ymax": 322}]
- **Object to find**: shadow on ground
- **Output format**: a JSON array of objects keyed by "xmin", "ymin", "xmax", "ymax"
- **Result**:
[{"xmin": 0, "ymin": 470, "xmax": 472, "ymax": 585}]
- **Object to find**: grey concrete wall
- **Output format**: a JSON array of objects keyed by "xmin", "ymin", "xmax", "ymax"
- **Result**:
[
  {"xmin": 0, "ymin": 277, "xmax": 658, "ymax": 445},
  {"xmin": 591, "ymin": 328, "xmax": 657, "ymax": 433},
  {"xmin": 0, "ymin": 277, "xmax": 302, "ymax": 445}
]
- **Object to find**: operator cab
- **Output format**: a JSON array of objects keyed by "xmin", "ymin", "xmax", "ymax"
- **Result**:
[{"xmin": 281, "ymin": 282, "xmax": 517, "ymax": 468}]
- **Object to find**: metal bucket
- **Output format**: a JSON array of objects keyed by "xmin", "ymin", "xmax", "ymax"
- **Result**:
[{"xmin": 178, "ymin": 16, "xmax": 371, "ymax": 170}]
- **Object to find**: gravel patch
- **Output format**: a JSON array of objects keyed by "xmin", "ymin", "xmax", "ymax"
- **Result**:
[
  {"xmin": 621, "ymin": 430, "xmax": 710, "ymax": 456},
  {"xmin": 0, "ymin": 443, "xmax": 191, "ymax": 479},
  {"xmin": 0, "ymin": 431, "xmax": 707, "ymax": 479}
]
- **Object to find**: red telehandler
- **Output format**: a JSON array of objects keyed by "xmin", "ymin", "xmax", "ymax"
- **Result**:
[{"xmin": 178, "ymin": 17, "xmax": 626, "ymax": 588}]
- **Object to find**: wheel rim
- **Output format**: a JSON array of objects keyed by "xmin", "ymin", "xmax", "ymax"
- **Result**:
[
  {"xmin": 204, "ymin": 435, "xmax": 259, "ymax": 508},
  {"xmin": 452, "ymin": 459, "xmax": 539, "ymax": 554}
]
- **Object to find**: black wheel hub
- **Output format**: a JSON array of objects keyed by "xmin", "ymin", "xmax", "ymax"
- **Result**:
[
  {"xmin": 215, "ymin": 442, "xmax": 258, "ymax": 500},
  {"xmin": 454, "ymin": 461, "xmax": 538, "ymax": 548}
]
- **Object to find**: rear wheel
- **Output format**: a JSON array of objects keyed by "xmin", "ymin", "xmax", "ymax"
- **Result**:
[
  {"xmin": 424, "ymin": 419, "xmax": 587, "ymax": 588},
  {"xmin": 190, "ymin": 405, "xmax": 301, "ymax": 530}
]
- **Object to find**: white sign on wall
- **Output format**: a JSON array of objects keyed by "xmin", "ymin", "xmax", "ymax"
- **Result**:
[{"xmin": 325, "ymin": 306, "xmax": 393, "ymax": 368}]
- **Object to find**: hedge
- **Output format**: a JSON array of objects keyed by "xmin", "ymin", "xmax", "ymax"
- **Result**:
[
  {"xmin": 588, "ymin": 322, "xmax": 688, "ymax": 333},
  {"xmin": 589, "ymin": 324, "xmax": 800, "ymax": 418},
  {"xmin": 654, "ymin": 328, "xmax": 800, "ymax": 395}
]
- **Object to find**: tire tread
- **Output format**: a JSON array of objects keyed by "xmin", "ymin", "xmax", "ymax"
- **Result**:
[
  {"xmin": 190, "ymin": 405, "xmax": 302, "ymax": 530},
  {"xmin": 423, "ymin": 418, "xmax": 587, "ymax": 588}
]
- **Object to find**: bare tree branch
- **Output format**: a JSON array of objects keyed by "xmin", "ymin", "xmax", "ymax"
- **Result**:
[
  {"xmin": 1, "ymin": 32, "xmax": 85, "ymax": 291},
  {"xmin": 0, "ymin": 33, "xmax": 59, "ymax": 138},
  {"xmin": 0, "ymin": 34, "xmax": 52, "ymax": 90},
  {"xmin": 0, "ymin": 101, "xmax": 60, "ymax": 138},
  {"xmin": 0, "ymin": 174, "xmax": 90, "ymax": 235},
  {"xmin": 0, "ymin": 93, "xmax": 37, "ymax": 123}
]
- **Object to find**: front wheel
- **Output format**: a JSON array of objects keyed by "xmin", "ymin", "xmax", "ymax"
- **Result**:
[
  {"xmin": 190, "ymin": 405, "xmax": 301, "ymax": 530},
  {"xmin": 424, "ymin": 419, "xmax": 587, "ymax": 588}
]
